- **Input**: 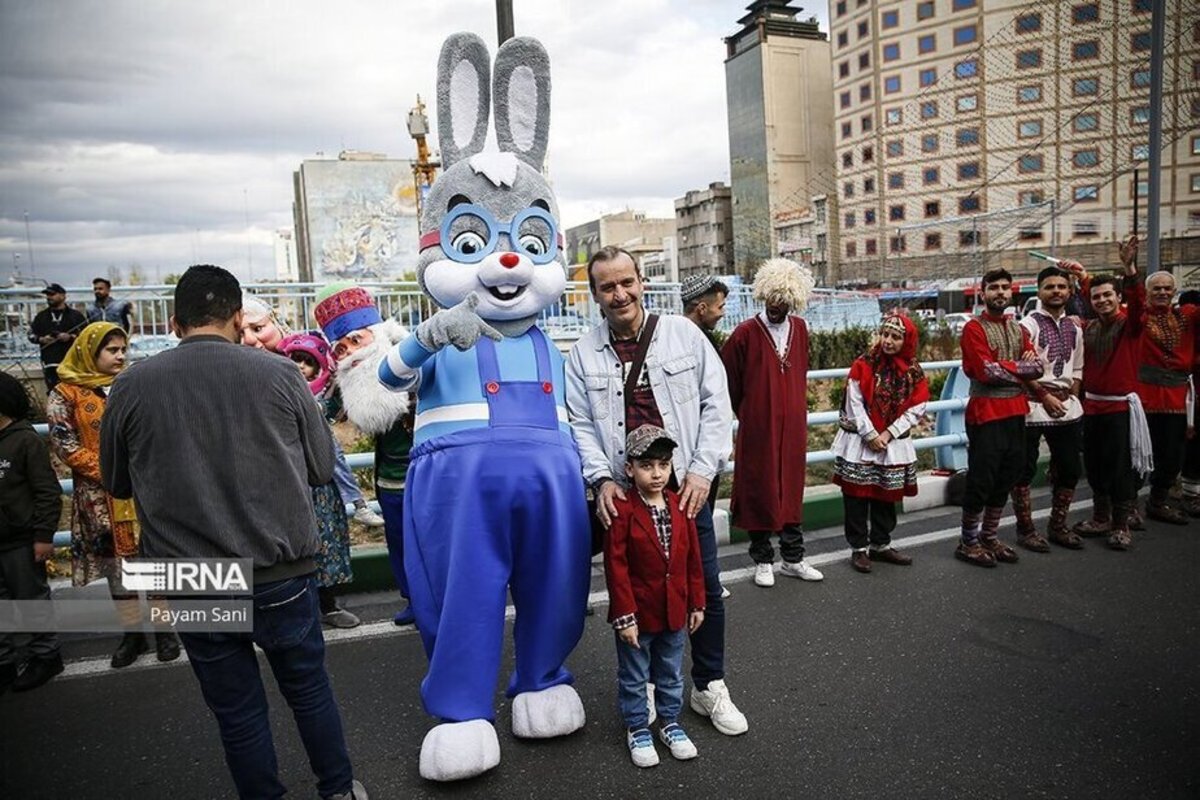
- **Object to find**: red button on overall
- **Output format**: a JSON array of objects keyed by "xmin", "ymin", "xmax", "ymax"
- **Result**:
[
  {"xmin": 542, "ymin": 381, "xmax": 553, "ymax": 394},
  {"xmin": 486, "ymin": 381, "xmax": 500, "ymax": 394}
]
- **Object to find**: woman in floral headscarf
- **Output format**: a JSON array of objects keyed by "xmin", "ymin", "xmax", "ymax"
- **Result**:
[
  {"xmin": 47, "ymin": 322, "xmax": 181, "ymax": 666},
  {"xmin": 831, "ymin": 313, "xmax": 929, "ymax": 573}
]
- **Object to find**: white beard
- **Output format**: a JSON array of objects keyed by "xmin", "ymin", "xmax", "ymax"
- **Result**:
[{"xmin": 335, "ymin": 319, "xmax": 411, "ymax": 436}]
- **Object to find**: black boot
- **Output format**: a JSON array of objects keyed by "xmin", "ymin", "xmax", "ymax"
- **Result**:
[
  {"xmin": 13, "ymin": 652, "xmax": 64, "ymax": 692},
  {"xmin": 155, "ymin": 631, "xmax": 181, "ymax": 662},
  {"xmin": 110, "ymin": 632, "xmax": 149, "ymax": 669}
]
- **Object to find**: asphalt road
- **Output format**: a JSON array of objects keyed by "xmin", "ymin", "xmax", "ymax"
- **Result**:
[{"xmin": 2, "ymin": 493, "xmax": 1198, "ymax": 800}]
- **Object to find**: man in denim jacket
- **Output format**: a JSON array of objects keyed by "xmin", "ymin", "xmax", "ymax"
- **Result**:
[{"xmin": 566, "ymin": 246, "xmax": 747, "ymax": 736}]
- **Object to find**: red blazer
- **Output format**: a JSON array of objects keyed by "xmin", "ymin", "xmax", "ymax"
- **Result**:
[{"xmin": 603, "ymin": 489, "xmax": 706, "ymax": 634}]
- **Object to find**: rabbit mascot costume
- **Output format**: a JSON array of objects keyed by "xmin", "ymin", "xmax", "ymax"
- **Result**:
[{"xmin": 377, "ymin": 33, "xmax": 591, "ymax": 782}]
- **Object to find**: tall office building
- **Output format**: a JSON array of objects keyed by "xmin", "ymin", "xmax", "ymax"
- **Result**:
[
  {"xmin": 726, "ymin": 1, "xmax": 837, "ymax": 278},
  {"xmin": 831, "ymin": 0, "xmax": 1200, "ymax": 284}
]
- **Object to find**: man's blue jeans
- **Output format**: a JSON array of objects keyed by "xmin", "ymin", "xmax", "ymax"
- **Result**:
[
  {"xmin": 615, "ymin": 627, "xmax": 686, "ymax": 729},
  {"xmin": 689, "ymin": 503, "xmax": 724, "ymax": 690},
  {"xmin": 179, "ymin": 575, "xmax": 354, "ymax": 800}
]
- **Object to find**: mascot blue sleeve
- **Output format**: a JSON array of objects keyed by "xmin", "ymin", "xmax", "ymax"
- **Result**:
[{"xmin": 376, "ymin": 32, "xmax": 590, "ymax": 783}]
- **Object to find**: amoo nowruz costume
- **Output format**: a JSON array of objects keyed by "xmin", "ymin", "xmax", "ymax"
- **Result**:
[{"xmin": 375, "ymin": 33, "xmax": 590, "ymax": 782}]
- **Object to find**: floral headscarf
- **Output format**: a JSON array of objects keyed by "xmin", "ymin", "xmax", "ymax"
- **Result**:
[
  {"xmin": 849, "ymin": 314, "xmax": 929, "ymax": 432},
  {"xmin": 56, "ymin": 322, "xmax": 125, "ymax": 389}
]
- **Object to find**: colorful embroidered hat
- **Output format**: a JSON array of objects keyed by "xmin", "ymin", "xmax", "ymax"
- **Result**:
[{"xmin": 313, "ymin": 282, "xmax": 382, "ymax": 343}]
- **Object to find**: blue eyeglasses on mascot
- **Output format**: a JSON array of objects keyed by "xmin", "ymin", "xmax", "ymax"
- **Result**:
[{"xmin": 377, "ymin": 32, "xmax": 590, "ymax": 783}]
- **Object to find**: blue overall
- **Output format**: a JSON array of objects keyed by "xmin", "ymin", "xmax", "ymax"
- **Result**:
[{"xmin": 403, "ymin": 328, "xmax": 591, "ymax": 723}]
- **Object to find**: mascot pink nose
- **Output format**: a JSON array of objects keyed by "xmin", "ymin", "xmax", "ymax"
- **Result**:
[{"xmin": 499, "ymin": 252, "xmax": 520, "ymax": 269}]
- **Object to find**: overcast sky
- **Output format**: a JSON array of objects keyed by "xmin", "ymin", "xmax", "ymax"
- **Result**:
[{"xmin": 0, "ymin": 0, "xmax": 829, "ymax": 287}]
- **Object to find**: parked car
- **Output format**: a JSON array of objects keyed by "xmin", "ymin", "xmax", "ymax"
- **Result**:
[{"xmin": 940, "ymin": 312, "xmax": 974, "ymax": 336}]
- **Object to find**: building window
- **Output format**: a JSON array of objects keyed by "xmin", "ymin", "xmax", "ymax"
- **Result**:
[
  {"xmin": 1131, "ymin": 143, "xmax": 1150, "ymax": 161},
  {"xmin": 1018, "ymin": 226, "xmax": 1043, "ymax": 241},
  {"xmin": 1072, "ymin": 40, "xmax": 1099, "ymax": 60},
  {"xmin": 1192, "ymin": 136, "xmax": 1200, "ymax": 155},
  {"xmin": 882, "ymin": 9, "xmax": 899, "ymax": 28},
  {"xmin": 886, "ymin": 139, "xmax": 904, "ymax": 156},
  {"xmin": 958, "ymin": 161, "xmax": 980, "ymax": 180},
  {"xmin": 862, "ymin": 114, "xmax": 874, "ymax": 133},
  {"xmin": 925, "ymin": 232, "xmax": 943, "ymax": 251},
  {"xmin": 920, "ymin": 68, "xmax": 938, "ymax": 87},
  {"xmin": 1018, "ymin": 85, "xmax": 1042, "ymax": 103},
  {"xmin": 923, "ymin": 167, "xmax": 940, "ymax": 185},
  {"xmin": 954, "ymin": 25, "xmax": 978, "ymax": 46},
  {"xmin": 889, "ymin": 236, "xmax": 908, "ymax": 253},
  {"xmin": 1132, "ymin": 180, "xmax": 1149, "ymax": 198},
  {"xmin": 836, "ymin": 0, "xmax": 847, "ymax": 16},
  {"xmin": 841, "ymin": 122, "xmax": 853, "ymax": 139},
  {"xmin": 888, "ymin": 172, "xmax": 905, "ymax": 189},
  {"xmin": 925, "ymin": 201, "xmax": 941, "ymax": 217},
  {"xmin": 1074, "ymin": 185, "xmax": 1100, "ymax": 202},
  {"xmin": 842, "ymin": 152, "xmax": 854, "ymax": 168},
  {"xmin": 922, "ymin": 134, "xmax": 940, "ymax": 152},
  {"xmin": 960, "ymin": 230, "xmax": 980, "ymax": 247},
  {"xmin": 917, "ymin": 1, "xmax": 935, "ymax": 20},
  {"xmin": 955, "ymin": 59, "xmax": 978, "ymax": 78},
  {"xmin": 1191, "ymin": 211, "xmax": 1200, "ymax": 228},
  {"xmin": 1073, "ymin": 77, "xmax": 1099, "ymax": 96},
  {"xmin": 886, "ymin": 108, "xmax": 903, "ymax": 125},
  {"xmin": 1018, "ymin": 190, "xmax": 1045, "ymax": 206},
  {"xmin": 864, "ymin": 177, "xmax": 876, "ymax": 193},
  {"xmin": 1191, "ymin": 175, "xmax": 1200, "ymax": 192},
  {"xmin": 952, "ymin": 0, "xmax": 977, "ymax": 9},
  {"xmin": 838, "ymin": 31, "xmax": 849, "ymax": 48},
  {"xmin": 865, "ymin": 209, "xmax": 877, "ymax": 224},
  {"xmin": 1130, "ymin": 68, "xmax": 1151, "ymax": 88},
  {"xmin": 860, "ymin": 84, "xmax": 872, "ymax": 101},
  {"xmin": 1019, "ymin": 154, "xmax": 1044, "ymax": 173},
  {"xmin": 884, "ymin": 75, "xmax": 902, "ymax": 93},
  {"xmin": 960, "ymin": 195, "xmax": 981, "ymax": 213},
  {"xmin": 856, "ymin": 20, "xmax": 869, "ymax": 38},
  {"xmin": 1072, "ymin": 3, "xmax": 1099, "ymax": 24},
  {"xmin": 919, "ymin": 34, "xmax": 937, "ymax": 54},
  {"xmin": 859, "ymin": 52, "xmax": 871, "ymax": 69},
  {"xmin": 845, "ymin": 241, "xmax": 857, "ymax": 258},
  {"xmin": 1131, "ymin": 31, "xmax": 1151, "ymax": 51},
  {"xmin": 862, "ymin": 145, "xmax": 874, "ymax": 162},
  {"xmin": 956, "ymin": 127, "xmax": 980, "ymax": 147},
  {"xmin": 1073, "ymin": 149, "xmax": 1100, "ymax": 168},
  {"xmin": 889, "ymin": 205, "xmax": 906, "ymax": 221},
  {"xmin": 845, "ymin": 212, "xmax": 856, "ymax": 229},
  {"xmin": 839, "ymin": 61, "xmax": 851, "ymax": 78},
  {"xmin": 883, "ymin": 43, "xmax": 901, "ymax": 61},
  {"xmin": 1016, "ymin": 13, "xmax": 1041, "ymax": 33},
  {"xmin": 921, "ymin": 101, "xmax": 939, "ymax": 119},
  {"xmin": 1073, "ymin": 220, "xmax": 1100, "ymax": 238},
  {"xmin": 957, "ymin": 94, "xmax": 978, "ymax": 112},
  {"xmin": 1133, "ymin": 0, "xmax": 1152, "ymax": 12},
  {"xmin": 1017, "ymin": 49, "xmax": 1042, "ymax": 69},
  {"xmin": 1074, "ymin": 112, "xmax": 1099, "ymax": 132},
  {"xmin": 1018, "ymin": 119, "xmax": 1043, "ymax": 138},
  {"xmin": 865, "ymin": 239, "xmax": 878, "ymax": 255},
  {"xmin": 840, "ymin": 91, "xmax": 852, "ymax": 109},
  {"xmin": 844, "ymin": 181, "xmax": 855, "ymax": 198}
]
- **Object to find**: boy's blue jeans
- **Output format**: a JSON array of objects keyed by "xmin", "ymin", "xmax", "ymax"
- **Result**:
[
  {"xmin": 331, "ymin": 437, "xmax": 364, "ymax": 507},
  {"xmin": 179, "ymin": 575, "xmax": 354, "ymax": 800},
  {"xmin": 615, "ymin": 626, "xmax": 687, "ymax": 729}
]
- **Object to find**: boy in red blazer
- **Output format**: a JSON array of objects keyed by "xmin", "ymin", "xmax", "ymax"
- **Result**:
[{"xmin": 604, "ymin": 425, "xmax": 706, "ymax": 768}]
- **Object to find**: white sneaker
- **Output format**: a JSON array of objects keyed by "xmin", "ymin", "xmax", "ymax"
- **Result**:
[
  {"xmin": 780, "ymin": 560, "xmax": 824, "ymax": 581},
  {"xmin": 720, "ymin": 585, "xmax": 732, "ymax": 599},
  {"xmin": 646, "ymin": 682, "xmax": 657, "ymax": 726},
  {"xmin": 690, "ymin": 678, "xmax": 748, "ymax": 736},
  {"xmin": 753, "ymin": 562, "xmax": 775, "ymax": 587},
  {"xmin": 627, "ymin": 728, "xmax": 659, "ymax": 768},
  {"xmin": 658, "ymin": 722, "xmax": 698, "ymax": 760},
  {"xmin": 352, "ymin": 506, "xmax": 385, "ymax": 527}
]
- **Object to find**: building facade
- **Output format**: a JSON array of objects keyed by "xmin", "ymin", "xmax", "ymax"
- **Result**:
[
  {"xmin": 675, "ymin": 182, "xmax": 735, "ymax": 280},
  {"xmin": 725, "ymin": 0, "xmax": 838, "ymax": 278},
  {"xmin": 830, "ymin": 0, "xmax": 1200, "ymax": 284},
  {"xmin": 564, "ymin": 210, "xmax": 676, "ymax": 277}
]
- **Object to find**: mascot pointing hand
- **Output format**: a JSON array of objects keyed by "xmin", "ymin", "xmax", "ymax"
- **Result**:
[{"xmin": 377, "ymin": 33, "xmax": 591, "ymax": 782}]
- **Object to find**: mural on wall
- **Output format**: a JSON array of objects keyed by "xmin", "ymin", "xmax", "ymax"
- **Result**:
[{"xmin": 301, "ymin": 159, "xmax": 420, "ymax": 280}]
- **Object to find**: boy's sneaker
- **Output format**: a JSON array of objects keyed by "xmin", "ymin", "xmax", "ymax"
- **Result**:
[
  {"xmin": 352, "ymin": 506, "xmax": 385, "ymax": 528},
  {"xmin": 780, "ymin": 560, "xmax": 824, "ymax": 581},
  {"xmin": 753, "ymin": 563, "xmax": 775, "ymax": 587},
  {"xmin": 690, "ymin": 678, "xmax": 748, "ymax": 735},
  {"xmin": 626, "ymin": 727, "xmax": 659, "ymax": 768},
  {"xmin": 13, "ymin": 653, "xmax": 64, "ymax": 692},
  {"xmin": 720, "ymin": 585, "xmax": 732, "ymax": 599},
  {"xmin": 658, "ymin": 722, "xmax": 698, "ymax": 760}
]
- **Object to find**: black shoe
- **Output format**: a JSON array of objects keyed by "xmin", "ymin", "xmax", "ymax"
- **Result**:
[
  {"xmin": 0, "ymin": 661, "xmax": 16, "ymax": 695},
  {"xmin": 110, "ymin": 632, "xmax": 149, "ymax": 669},
  {"xmin": 155, "ymin": 632, "xmax": 181, "ymax": 662},
  {"xmin": 13, "ymin": 653, "xmax": 64, "ymax": 692}
]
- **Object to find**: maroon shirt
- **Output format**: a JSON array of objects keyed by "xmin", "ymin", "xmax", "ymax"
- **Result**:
[{"xmin": 611, "ymin": 336, "xmax": 665, "ymax": 432}]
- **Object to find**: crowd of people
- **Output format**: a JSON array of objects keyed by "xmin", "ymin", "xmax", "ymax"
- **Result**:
[{"xmin": 0, "ymin": 233, "xmax": 1193, "ymax": 794}]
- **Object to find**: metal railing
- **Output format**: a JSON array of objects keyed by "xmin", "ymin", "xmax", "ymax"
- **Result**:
[{"xmin": 37, "ymin": 359, "xmax": 967, "ymax": 547}]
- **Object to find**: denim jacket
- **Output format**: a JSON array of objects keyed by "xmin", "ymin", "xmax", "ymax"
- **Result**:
[{"xmin": 566, "ymin": 314, "xmax": 732, "ymax": 488}]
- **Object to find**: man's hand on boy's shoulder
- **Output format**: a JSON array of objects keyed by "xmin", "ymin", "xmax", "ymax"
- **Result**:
[{"xmin": 617, "ymin": 623, "xmax": 640, "ymax": 647}]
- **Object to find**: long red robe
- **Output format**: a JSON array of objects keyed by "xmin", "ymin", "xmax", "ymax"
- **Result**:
[{"xmin": 721, "ymin": 315, "xmax": 808, "ymax": 531}]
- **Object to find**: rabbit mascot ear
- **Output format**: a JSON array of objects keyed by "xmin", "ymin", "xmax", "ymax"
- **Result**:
[{"xmin": 376, "ymin": 33, "xmax": 590, "ymax": 783}]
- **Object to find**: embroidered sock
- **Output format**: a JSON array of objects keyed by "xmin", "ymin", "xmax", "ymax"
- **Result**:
[{"xmin": 961, "ymin": 509, "xmax": 983, "ymax": 546}]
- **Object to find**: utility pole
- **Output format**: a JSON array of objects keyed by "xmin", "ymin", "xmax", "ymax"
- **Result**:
[
  {"xmin": 496, "ymin": 0, "xmax": 514, "ymax": 44},
  {"xmin": 1146, "ymin": 0, "xmax": 1166, "ymax": 272},
  {"xmin": 23, "ymin": 211, "xmax": 35, "ymax": 279}
]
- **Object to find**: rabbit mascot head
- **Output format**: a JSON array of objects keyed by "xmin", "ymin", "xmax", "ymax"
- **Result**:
[{"xmin": 377, "ymin": 33, "xmax": 590, "ymax": 783}]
